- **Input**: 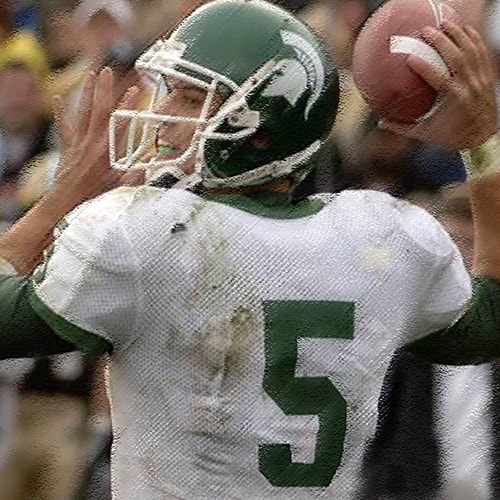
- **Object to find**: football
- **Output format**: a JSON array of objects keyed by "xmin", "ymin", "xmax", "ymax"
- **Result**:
[{"xmin": 352, "ymin": 0, "xmax": 462, "ymax": 123}]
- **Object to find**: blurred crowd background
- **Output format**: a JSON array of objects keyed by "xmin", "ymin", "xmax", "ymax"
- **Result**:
[{"xmin": 0, "ymin": 0, "xmax": 499, "ymax": 499}]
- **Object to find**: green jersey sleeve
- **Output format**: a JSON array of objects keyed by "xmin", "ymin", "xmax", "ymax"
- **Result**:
[
  {"xmin": 0, "ymin": 273, "xmax": 109, "ymax": 359},
  {"xmin": 406, "ymin": 277, "xmax": 500, "ymax": 365}
]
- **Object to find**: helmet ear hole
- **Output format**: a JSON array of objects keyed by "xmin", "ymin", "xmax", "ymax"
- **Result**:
[{"xmin": 251, "ymin": 129, "xmax": 271, "ymax": 150}]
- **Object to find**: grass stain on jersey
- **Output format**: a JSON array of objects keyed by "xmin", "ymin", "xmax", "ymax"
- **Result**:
[
  {"xmin": 188, "ymin": 198, "xmax": 209, "ymax": 227},
  {"xmin": 224, "ymin": 306, "xmax": 254, "ymax": 382}
]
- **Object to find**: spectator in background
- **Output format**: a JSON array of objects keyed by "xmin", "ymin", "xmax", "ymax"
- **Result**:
[
  {"xmin": 0, "ymin": 62, "xmax": 52, "ymax": 182},
  {"xmin": 37, "ymin": 4, "xmax": 94, "ymax": 117},
  {"xmin": 0, "ymin": 5, "xmax": 49, "ymax": 81},
  {"xmin": 349, "ymin": 113, "xmax": 467, "ymax": 197},
  {"xmin": 0, "ymin": 62, "xmax": 53, "ymax": 232},
  {"xmin": 131, "ymin": 0, "xmax": 217, "ymax": 49},
  {"xmin": 302, "ymin": 0, "xmax": 369, "ymax": 69},
  {"xmin": 74, "ymin": 0, "xmax": 136, "ymax": 63},
  {"xmin": 294, "ymin": 0, "xmax": 370, "ymax": 198},
  {"xmin": 42, "ymin": 5, "xmax": 84, "ymax": 72},
  {"xmin": 42, "ymin": 0, "xmax": 137, "ymax": 116},
  {"xmin": 0, "ymin": 350, "xmax": 103, "ymax": 500},
  {"xmin": 0, "ymin": 358, "xmax": 34, "ymax": 470},
  {"xmin": 11, "ymin": 0, "xmax": 43, "ymax": 36}
]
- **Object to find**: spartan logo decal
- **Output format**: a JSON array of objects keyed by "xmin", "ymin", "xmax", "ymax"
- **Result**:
[{"xmin": 262, "ymin": 30, "xmax": 324, "ymax": 119}]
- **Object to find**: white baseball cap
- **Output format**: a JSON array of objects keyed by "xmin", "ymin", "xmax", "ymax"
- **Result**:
[{"xmin": 74, "ymin": 0, "xmax": 135, "ymax": 32}]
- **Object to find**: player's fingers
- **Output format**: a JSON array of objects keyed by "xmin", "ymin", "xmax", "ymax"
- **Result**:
[
  {"xmin": 441, "ymin": 21, "xmax": 478, "ymax": 75},
  {"xmin": 406, "ymin": 54, "xmax": 452, "ymax": 93},
  {"xmin": 464, "ymin": 25, "xmax": 496, "ymax": 81},
  {"xmin": 83, "ymin": 134, "xmax": 112, "ymax": 176},
  {"xmin": 442, "ymin": 21, "xmax": 475, "ymax": 54},
  {"xmin": 53, "ymin": 95, "xmax": 76, "ymax": 146},
  {"xmin": 117, "ymin": 85, "xmax": 140, "ymax": 111},
  {"xmin": 88, "ymin": 67, "xmax": 114, "ymax": 139},
  {"xmin": 464, "ymin": 25, "xmax": 491, "ymax": 61},
  {"xmin": 421, "ymin": 26, "xmax": 464, "ymax": 77},
  {"xmin": 75, "ymin": 70, "xmax": 97, "ymax": 138},
  {"xmin": 114, "ymin": 86, "xmax": 141, "ymax": 153}
]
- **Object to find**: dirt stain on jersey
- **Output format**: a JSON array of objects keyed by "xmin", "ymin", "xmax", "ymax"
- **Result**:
[
  {"xmin": 195, "ymin": 305, "xmax": 255, "ymax": 398},
  {"xmin": 224, "ymin": 306, "xmax": 254, "ymax": 378},
  {"xmin": 193, "ymin": 304, "xmax": 257, "ymax": 437}
]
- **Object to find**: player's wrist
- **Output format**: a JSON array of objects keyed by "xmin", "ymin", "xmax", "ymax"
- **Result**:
[
  {"xmin": 462, "ymin": 132, "xmax": 500, "ymax": 178},
  {"xmin": 46, "ymin": 184, "xmax": 84, "ymax": 216}
]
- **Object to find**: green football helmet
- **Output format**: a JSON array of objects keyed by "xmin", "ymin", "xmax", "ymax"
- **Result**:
[{"xmin": 110, "ymin": 0, "xmax": 339, "ymax": 188}]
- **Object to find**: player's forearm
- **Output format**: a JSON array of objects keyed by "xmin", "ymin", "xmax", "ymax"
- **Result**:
[
  {"xmin": 0, "ymin": 189, "xmax": 76, "ymax": 277},
  {"xmin": 471, "ymin": 203, "xmax": 500, "ymax": 281},
  {"xmin": 468, "ymin": 134, "xmax": 500, "ymax": 281}
]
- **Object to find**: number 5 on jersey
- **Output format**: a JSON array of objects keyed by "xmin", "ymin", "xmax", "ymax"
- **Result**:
[{"xmin": 259, "ymin": 300, "xmax": 355, "ymax": 487}]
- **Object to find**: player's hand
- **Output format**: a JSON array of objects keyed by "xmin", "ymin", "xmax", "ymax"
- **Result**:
[
  {"xmin": 52, "ymin": 67, "xmax": 145, "ymax": 211},
  {"xmin": 378, "ymin": 22, "xmax": 498, "ymax": 151}
]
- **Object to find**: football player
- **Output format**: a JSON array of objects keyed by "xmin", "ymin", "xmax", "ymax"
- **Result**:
[{"xmin": 0, "ymin": 0, "xmax": 498, "ymax": 498}]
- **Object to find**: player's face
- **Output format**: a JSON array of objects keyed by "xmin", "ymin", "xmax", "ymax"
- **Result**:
[{"xmin": 153, "ymin": 77, "xmax": 222, "ymax": 174}]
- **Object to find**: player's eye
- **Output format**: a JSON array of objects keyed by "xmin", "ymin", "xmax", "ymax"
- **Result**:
[{"xmin": 161, "ymin": 76, "xmax": 172, "ymax": 94}]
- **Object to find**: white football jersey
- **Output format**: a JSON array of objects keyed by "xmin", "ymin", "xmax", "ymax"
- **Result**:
[{"xmin": 32, "ymin": 186, "xmax": 471, "ymax": 499}]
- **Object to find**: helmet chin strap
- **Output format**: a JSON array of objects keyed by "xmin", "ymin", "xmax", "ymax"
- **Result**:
[{"xmin": 147, "ymin": 168, "xmax": 187, "ymax": 189}]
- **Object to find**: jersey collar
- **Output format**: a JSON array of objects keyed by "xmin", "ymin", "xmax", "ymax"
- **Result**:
[{"xmin": 203, "ymin": 191, "xmax": 325, "ymax": 219}]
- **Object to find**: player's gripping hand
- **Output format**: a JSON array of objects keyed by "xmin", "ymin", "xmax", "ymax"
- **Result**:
[
  {"xmin": 51, "ymin": 67, "xmax": 145, "ymax": 211},
  {"xmin": 378, "ymin": 21, "xmax": 498, "ymax": 151}
]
